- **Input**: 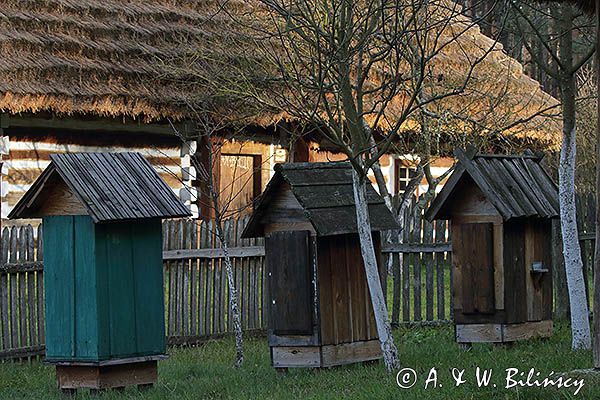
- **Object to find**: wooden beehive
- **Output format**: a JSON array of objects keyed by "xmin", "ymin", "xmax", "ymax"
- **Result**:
[
  {"xmin": 242, "ymin": 162, "xmax": 398, "ymax": 369},
  {"xmin": 9, "ymin": 152, "xmax": 191, "ymax": 393},
  {"xmin": 426, "ymin": 148, "xmax": 558, "ymax": 344}
]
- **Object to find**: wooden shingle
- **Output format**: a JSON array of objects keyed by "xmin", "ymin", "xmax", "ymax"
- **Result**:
[
  {"xmin": 242, "ymin": 162, "xmax": 399, "ymax": 238},
  {"xmin": 425, "ymin": 148, "xmax": 559, "ymax": 221},
  {"xmin": 8, "ymin": 152, "xmax": 191, "ymax": 222}
]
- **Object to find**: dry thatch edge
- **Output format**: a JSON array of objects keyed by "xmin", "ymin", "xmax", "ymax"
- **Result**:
[{"xmin": 0, "ymin": 0, "xmax": 563, "ymax": 151}]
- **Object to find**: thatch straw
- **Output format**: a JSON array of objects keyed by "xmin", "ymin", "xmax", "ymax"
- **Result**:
[{"xmin": 0, "ymin": 0, "xmax": 561, "ymax": 149}]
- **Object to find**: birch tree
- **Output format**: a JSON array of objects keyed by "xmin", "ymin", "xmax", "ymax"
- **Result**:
[
  {"xmin": 509, "ymin": 0, "xmax": 595, "ymax": 349},
  {"xmin": 170, "ymin": 109, "xmax": 253, "ymax": 367}
]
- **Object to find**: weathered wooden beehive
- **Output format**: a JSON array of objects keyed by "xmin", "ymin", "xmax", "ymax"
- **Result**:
[
  {"xmin": 8, "ymin": 152, "xmax": 190, "ymax": 393},
  {"xmin": 242, "ymin": 162, "xmax": 398, "ymax": 369},
  {"xmin": 425, "ymin": 148, "xmax": 558, "ymax": 344}
]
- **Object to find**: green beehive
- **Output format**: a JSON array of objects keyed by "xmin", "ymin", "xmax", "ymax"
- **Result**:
[{"xmin": 9, "ymin": 152, "xmax": 191, "ymax": 393}]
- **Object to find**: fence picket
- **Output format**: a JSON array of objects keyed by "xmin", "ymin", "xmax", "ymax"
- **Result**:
[
  {"xmin": 0, "ymin": 228, "xmax": 8, "ymax": 350},
  {"xmin": 402, "ymin": 203, "xmax": 411, "ymax": 322},
  {"xmin": 9, "ymin": 226, "xmax": 18, "ymax": 349},
  {"xmin": 198, "ymin": 220, "xmax": 208, "ymax": 336},
  {"xmin": 435, "ymin": 220, "xmax": 447, "ymax": 320},
  {"xmin": 423, "ymin": 213, "xmax": 434, "ymax": 321},
  {"xmin": 412, "ymin": 203, "xmax": 422, "ymax": 322},
  {"xmin": 36, "ymin": 225, "xmax": 44, "ymax": 346},
  {"xmin": 190, "ymin": 221, "xmax": 199, "ymax": 337}
]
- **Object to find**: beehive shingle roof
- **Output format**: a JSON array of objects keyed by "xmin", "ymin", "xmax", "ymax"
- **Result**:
[
  {"xmin": 425, "ymin": 148, "xmax": 559, "ymax": 221},
  {"xmin": 9, "ymin": 152, "xmax": 191, "ymax": 222},
  {"xmin": 241, "ymin": 162, "xmax": 399, "ymax": 238}
]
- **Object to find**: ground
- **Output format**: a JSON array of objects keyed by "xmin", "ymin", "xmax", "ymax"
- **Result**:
[{"xmin": 0, "ymin": 323, "xmax": 597, "ymax": 399}]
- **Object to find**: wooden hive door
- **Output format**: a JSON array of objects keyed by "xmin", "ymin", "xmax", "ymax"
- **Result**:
[
  {"xmin": 452, "ymin": 223, "xmax": 495, "ymax": 315},
  {"xmin": 266, "ymin": 231, "xmax": 313, "ymax": 335}
]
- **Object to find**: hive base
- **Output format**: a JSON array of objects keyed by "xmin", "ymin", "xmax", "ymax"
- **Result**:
[
  {"xmin": 52, "ymin": 356, "xmax": 164, "ymax": 393},
  {"xmin": 271, "ymin": 339, "xmax": 381, "ymax": 369},
  {"xmin": 455, "ymin": 320, "xmax": 553, "ymax": 343}
]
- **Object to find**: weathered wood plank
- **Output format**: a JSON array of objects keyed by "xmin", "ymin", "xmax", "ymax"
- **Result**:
[
  {"xmin": 0, "ymin": 227, "xmax": 9, "ymax": 350},
  {"xmin": 26, "ymin": 226, "xmax": 36, "ymax": 347},
  {"xmin": 166, "ymin": 221, "xmax": 176, "ymax": 337},
  {"xmin": 423, "ymin": 216, "xmax": 434, "ymax": 321},
  {"xmin": 9, "ymin": 226, "xmax": 18, "ymax": 349},
  {"xmin": 412, "ymin": 210, "xmax": 422, "ymax": 322},
  {"xmin": 382, "ymin": 243, "xmax": 451, "ymax": 253},
  {"xmin": 36, "ymin": 225, "xmax": 45, "ymax": 346},
  {"xmin": 198, "ymin": 221, "xmax": 208, "ymax": 336},
  {"xmin": 402, "ymin": 204, "xmax": 411, "ymax": 323},
  {"xmin": 18, "ymin": 227, "xmax": 28, "ymax": 348},
  {"xmin": 190, "ymin": 221, "xmax": 199, "ymax": 337},
  {"xmin": 435, "ymin": 220, "xmax": 446, "ymax": 320},
  {"xmin": 183, "ymin": 220, "xmax": 192, "ymax": 336}
]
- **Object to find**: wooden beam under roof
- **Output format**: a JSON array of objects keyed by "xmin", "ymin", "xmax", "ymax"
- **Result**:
[{"xmin": 3, "ymin": 114, "xmax": 194, "ymax": 137}]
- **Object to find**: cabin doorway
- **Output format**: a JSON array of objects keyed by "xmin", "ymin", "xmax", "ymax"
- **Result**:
[{"xmin": 219, "ymin": 154, "xmax": 261, "ymax": 217}]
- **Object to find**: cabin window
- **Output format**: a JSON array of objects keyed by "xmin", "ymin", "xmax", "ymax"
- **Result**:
[
  {"xmin": 265, "ymin": 230, "xmax": 313, "ymax": 335},
  {"xmin": 394, "ymin": 162, "xmax": 418, "ymax": 194}
]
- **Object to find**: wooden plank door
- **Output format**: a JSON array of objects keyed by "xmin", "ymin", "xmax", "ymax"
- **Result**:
[
  {"xmin": 265, "ymin": 231, "xmax": 313, "ymax": 335},
  {"xmin": 452, "ymin": 223, "xmax": 495, "ymax": 315},
  {"xmin": 219, "ymin": 155, "xmax": 260, "ymax": 217}
]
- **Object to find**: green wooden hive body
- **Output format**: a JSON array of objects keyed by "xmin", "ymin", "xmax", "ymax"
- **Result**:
[
  {"xmin": 43, "ymin": 215, "xmax": 166, "ymax": 362},
  {"xmin": 8, "ymin": 153, "xmax": 191, "ymax": 363}
]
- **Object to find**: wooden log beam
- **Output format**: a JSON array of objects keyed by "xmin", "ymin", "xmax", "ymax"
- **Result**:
[{"xmin": 0, "ymin": 345, "xmax": 45, "ymax": 360}]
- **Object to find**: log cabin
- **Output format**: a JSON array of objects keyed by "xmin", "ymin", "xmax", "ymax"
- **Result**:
[
  {"xmin": 0, "ymin": 1, "xmax": 562, "ymax": 223},
  {"xmin": 425, "ymin": 148, "xmax": 559, "ymax": 344}
]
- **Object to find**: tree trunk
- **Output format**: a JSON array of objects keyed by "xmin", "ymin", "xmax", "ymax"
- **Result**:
[
  {"xmin": 559, "ymin": 79, "xmax": 591, "ymax": 350},
  {"xmin": 559, "ymin": 124, "xmax": 591, "ymax": 350},
  {"xmin": 593, "ymin": 0, "xmax": 600, "ymax": 369},
  {"xmin": 215, "ymin": 221, "xmax": 244, "ymax": 367},
  {"xmin": 557, "ymin": 5, "xmax": 591, "ymax": 351},
  {"xmin": 552, "ymin": 220, "xmax": 570, "ymax": 321},
  {"xmin": 351, "ymin": 167, "xmax": 399, "ymax": 372}
]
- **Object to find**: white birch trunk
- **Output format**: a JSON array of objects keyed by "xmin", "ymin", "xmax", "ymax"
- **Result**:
[
  {"xmin": 559, "ymin": 125, "xmax": 591, "ymax": 350},
  {"xmin": 216, "ymin": 225, "xmax": 244, "ymax": 367},
  {"xmin": 351, "ymin": 167, "xmax": 399, "ymax": 372}
]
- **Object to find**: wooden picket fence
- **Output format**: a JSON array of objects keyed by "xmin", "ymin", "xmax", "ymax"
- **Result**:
[
  {"xmin": 161, "ymin": 217, "xmax": 267, "ymax": 344},
  {"xmin": 382, "ymin": 197, "xmax": 452, "ymax": 326},
  {"xmin": 0, "ymin": 225, "xmax": 45, "ymax": 360},
  {"xmin": 3, "ymin": 192, "xmax": 598, "ymax": 361},
  {"xmin": 0, "ymin": 217, "xmax": 267, "ymax": 360}
]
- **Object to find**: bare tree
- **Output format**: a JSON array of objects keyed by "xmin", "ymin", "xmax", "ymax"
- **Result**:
[
  {"xmin": 235, "ymin": 0, "xmax": 525, "ymax": 371},
  {"xmin": 163, "ymin": 0, "xmax": 562, "ymax": 370},
  {"xmin": 169, "ymin": 108, "xmax": 271, "ymax": 368},
  {"xmin": 509, "ymin": 0, "xmax": 595, "ymax": 350}
]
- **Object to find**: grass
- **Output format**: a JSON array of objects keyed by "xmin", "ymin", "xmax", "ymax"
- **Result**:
[{"xmin": 0, "ymin": 323, "xmax": 598, "ymax": 399}]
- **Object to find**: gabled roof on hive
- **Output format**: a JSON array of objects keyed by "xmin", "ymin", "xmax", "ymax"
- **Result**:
[
  {"xmin": 9, "ymin": 152, "xmax": 191, "ymax": 222},
  {"xmin": 425, "ymin": 147, "xmax": 559, "ymax": 221},
  {"xmin": 241, "ymin": 162, "xmax": 399, "ymax": 238}
]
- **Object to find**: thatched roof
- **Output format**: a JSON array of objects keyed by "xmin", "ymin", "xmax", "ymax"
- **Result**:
[{"xmin": 0, "ymin": 1, "xmax": 561, "ymax": 149}]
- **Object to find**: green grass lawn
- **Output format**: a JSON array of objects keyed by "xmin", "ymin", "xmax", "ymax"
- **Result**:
[{"xmin": 0, "ymin": 323, "xmax": 598, "ymax": 399}]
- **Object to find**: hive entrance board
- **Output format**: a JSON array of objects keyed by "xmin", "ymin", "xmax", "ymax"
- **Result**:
[
  {"xmin": 452, "ymin": 223, "xmax": 495, "ymax": 314},
  {"xmin": 266, "ymin": 230, "xmax": 313, "ymax": 335}
]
